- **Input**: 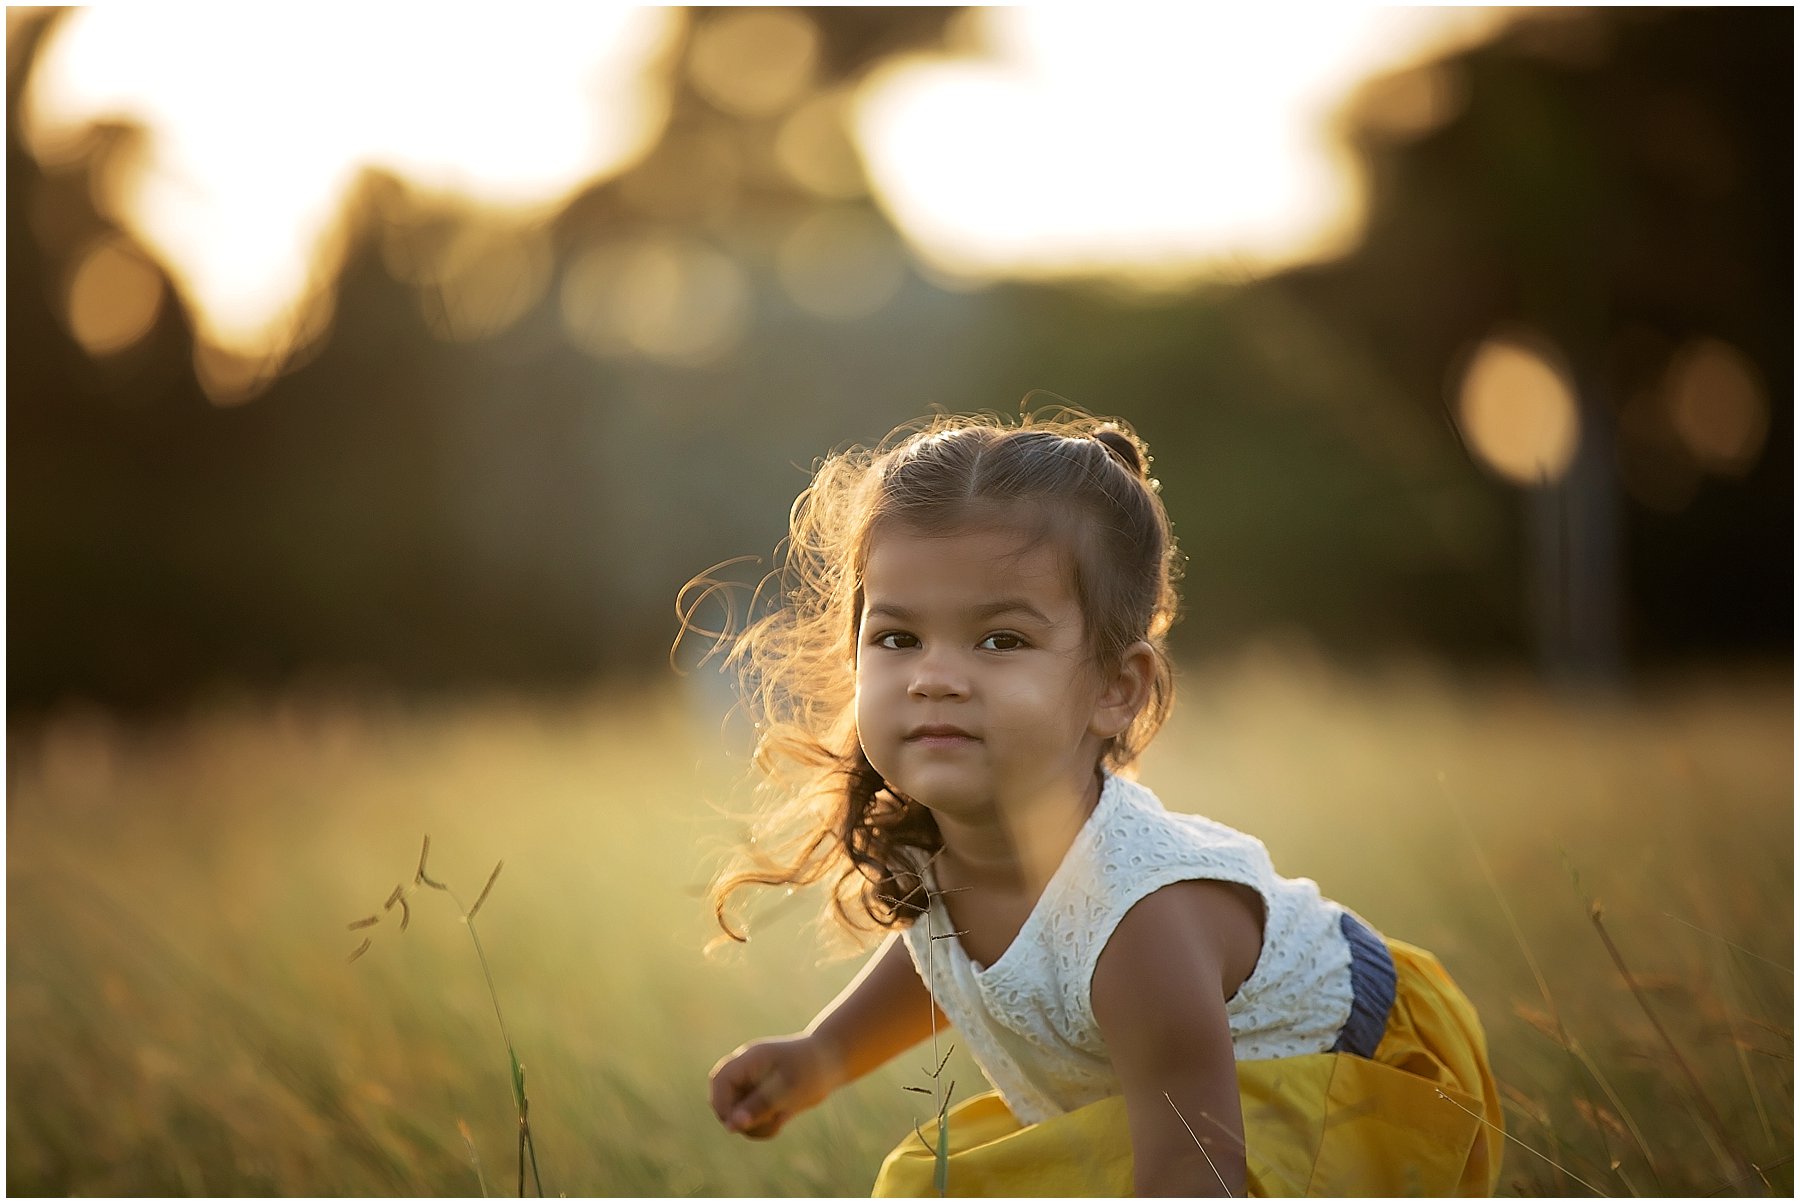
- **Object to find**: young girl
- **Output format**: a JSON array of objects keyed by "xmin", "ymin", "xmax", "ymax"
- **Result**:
[{"xmin": 700, "ymin": 411, "xmax": 1502, "ymax": 1196}]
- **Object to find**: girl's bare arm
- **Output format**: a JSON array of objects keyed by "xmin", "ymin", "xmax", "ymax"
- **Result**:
[
  {"xmin": 1091, "ymin": 879, "xmax": 1264, "ymax": 1196},
  {"xmin": 806, "ymin": 928, "xmax": 949, "ymax": 1080},
  {"xmin": 711, "ymin": 930, "xmax": 947, "ymax": 1137}
]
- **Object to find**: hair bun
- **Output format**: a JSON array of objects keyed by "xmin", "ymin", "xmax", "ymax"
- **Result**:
[{"xmin": 1094, "ymin": 426, "xmax": 1148, "ymax": 479}]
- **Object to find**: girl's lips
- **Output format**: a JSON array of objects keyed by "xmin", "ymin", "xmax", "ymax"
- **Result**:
[{"xmin": 906, "ymin": 725, "xmax": 979, "ymax": 743}]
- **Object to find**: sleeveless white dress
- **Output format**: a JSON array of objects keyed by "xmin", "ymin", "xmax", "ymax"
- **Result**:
[{"xmin": 900, "ymin": 772, "xmax": 1365, "ymax": 1125}]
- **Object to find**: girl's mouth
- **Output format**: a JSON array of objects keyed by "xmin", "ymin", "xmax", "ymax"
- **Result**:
[{"xmin": 906, "ymin": 724, "xmax": 979, "ymax": 745}]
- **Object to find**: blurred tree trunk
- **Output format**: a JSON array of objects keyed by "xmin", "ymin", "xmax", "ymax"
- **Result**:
[{"xmin": 1529, "ymin": 372, "xmax": 1622, "ymax": 684}]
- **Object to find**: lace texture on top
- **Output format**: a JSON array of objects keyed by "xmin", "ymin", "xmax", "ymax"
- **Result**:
[{"xmin": 900, "ymin": 774, "xmax": 1359, "ymax": 1125}]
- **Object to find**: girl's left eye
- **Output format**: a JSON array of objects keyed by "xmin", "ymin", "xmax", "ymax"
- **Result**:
[{"xmin": 978, "ymin": 632, "xmax": 1026, "ymax": 651}]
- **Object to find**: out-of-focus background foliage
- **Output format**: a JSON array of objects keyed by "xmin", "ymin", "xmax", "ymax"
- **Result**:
[
  {"xmin": 8, "ymin": 5, "xmax": 1790, "ymax": 705},
  {"xmin": 7, "ymin": 6, "xmax": 1791, "ymax": 1197}
]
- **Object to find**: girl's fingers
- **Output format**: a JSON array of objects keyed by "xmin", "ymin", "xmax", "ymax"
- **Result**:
[
  {"xmin": 738, "ymin": 1116, "xmax": 785, "ymax": 1140},
  {"xmin": 727, "ymin": 1085, "xmax": 785, "ymax": 1138},
  {"xmin": 708, "ymin": 1046, "xmax": 788, "ymax": 1133},
  {"xmin": 707, "ymin": 1059, "xmax": 757, "ymax": 1126}
]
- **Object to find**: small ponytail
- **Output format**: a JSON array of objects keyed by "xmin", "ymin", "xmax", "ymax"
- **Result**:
[{"xmin": 1093, "ymin": 425, "xmax": 1149, "ymax": 480}]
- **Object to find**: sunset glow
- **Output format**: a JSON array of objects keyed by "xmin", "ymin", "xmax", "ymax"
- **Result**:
[
  {"xmin": 20, "ymin": 5, "xmax": 1522, "ymax": 386},
  {"xmin": 23, "ymin": 6, "xmax": 680, "ymax": 393},
  {"xmin": 852, "ymin": 7, "xmax": 1512, "ymax": 284}
]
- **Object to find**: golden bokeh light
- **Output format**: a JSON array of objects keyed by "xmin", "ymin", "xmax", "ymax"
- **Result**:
[
  {"xmin": 776, "ymin": 206, "xmax": 908, "ymax": 320},
  {"xmin": 22, "ymin": 6, "xmax": 681, "ymax": 381},
  {"xmin": 63, "ymin": 234, "xmax": 164, "ymax": 357},
  {"xmin": 775, "ymin": 90, "xmax": 868, "ymax": 200},
  {"xmin": 1348, "ymin": 63, "xmax": 1469, "ymax": 141},
  {"xmin": 1455, "ymin": 331, "xmax": 1581, "ymax": 486},
  {"xmin": 686, "ymin": 9, "xmax": 819, "ymax": 120},
  {"xmin": 387, "ymin": 219, "xmax": 554, "ymax": 344},
  {"xmin": 6, "ymin": 7, "xmax": 53, "ymax": 76},
  {"xmin": 1663, "ymin": 337, "xmax": 1768, "ymax": 476},
  {"xmin": 851, "ymin": 7, "xmax": 1512, "ymax": 284},
  {"xmin": 559, "ymin": 234, "xmax": 749, "ymax": 366},
  {"xmin": 193, "ymin": 343, "xmax": 289, "ymax": 409},
  {"xmin": 618, "ymin": 126, "xmax": 744, "ymax": 221}
]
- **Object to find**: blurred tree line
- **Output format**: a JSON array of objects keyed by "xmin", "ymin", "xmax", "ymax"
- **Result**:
[{"xmin": 6, "ymin": 7, "xmax": 1791, "ymax": 713}]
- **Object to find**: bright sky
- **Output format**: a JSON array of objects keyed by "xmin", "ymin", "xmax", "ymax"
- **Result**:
[
  {"xmin": 853, "ymin": 6, "xmax": 1511, "ymax": 284},
  {"xmin": 22, "ymin": 5, "xmax": 1512, "ymax": 372},
  {"xmin": 22, "ymin": 6, "xmax": 681, "ymax": 360}
]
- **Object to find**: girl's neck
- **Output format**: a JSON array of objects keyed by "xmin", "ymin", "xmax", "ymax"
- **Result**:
[{"xmin": 933, "ymin": 770, "xmax": 1104, "ymax": 896}]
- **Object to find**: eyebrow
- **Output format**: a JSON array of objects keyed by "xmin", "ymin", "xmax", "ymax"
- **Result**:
[{"xmin": 863, "ymin": 599, "xmax": 1053, "ymax": 625}]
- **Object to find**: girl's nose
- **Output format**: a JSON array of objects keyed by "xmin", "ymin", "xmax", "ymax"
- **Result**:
[{"xmin": 908, "ymin": 647, "xmax": 968, "ymax": 699}]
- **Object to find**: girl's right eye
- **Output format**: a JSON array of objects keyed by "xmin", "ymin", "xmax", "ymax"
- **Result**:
[{"xmin": 871, "ymin": 631, "xmax": 918, "ymax": 650}]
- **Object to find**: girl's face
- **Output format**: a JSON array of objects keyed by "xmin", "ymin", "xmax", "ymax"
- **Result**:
[{"xmin": 853, "ymin": 522, "xmax": 1130, "ymax": 824}]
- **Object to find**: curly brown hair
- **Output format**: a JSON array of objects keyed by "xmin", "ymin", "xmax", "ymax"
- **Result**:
[{"xmin": 683, "ymin": 408, "xmax": 1182, "ymax": 946}]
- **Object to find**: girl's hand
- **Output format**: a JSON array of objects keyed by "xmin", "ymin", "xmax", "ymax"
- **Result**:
[
  {"xmin": 710, "ymin": 934, "xmax": 944, "ymax": 1141},
  {"xmin": 708, "ymin": 1034, "xmax": 838, "ymax": 1139}
]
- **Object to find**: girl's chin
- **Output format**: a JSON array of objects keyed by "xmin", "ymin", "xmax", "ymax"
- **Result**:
[
  {"xmin": 891, "ymin": 768, "xmax": 1102, "ymax": 821},
  {"xmin": 881, "ymin": 773, "xmax": 993, "ymax": 815}
]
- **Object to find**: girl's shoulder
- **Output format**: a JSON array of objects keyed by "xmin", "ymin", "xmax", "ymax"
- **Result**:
[{"xmin": 1088, "ymin": 776, "xmax": 1275, "ymax": 884}]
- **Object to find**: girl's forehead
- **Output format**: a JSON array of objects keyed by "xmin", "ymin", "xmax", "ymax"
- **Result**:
[{"xmin": 861, "ymin": 521, "xmax": 1077, "ymax": 596}]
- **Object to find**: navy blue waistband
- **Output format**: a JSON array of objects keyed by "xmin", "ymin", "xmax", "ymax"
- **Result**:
[{"xmin": 1330, "ymin": 911, "xmax": 1396, "ymax": 1058}]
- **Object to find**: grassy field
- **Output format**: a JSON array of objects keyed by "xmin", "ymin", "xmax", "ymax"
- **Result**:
[{"xmin": 7, "ymin": 652, "xmax": 1792, "ymax": 1196}]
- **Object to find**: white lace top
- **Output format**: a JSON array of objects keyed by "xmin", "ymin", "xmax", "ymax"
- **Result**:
[{"xmin": 900, "ymin": 773, "xmax": 1355, "ymax": 1124}]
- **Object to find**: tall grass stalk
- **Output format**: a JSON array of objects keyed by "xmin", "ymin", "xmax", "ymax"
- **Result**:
[
  {"xmin": 892, "ymin": 879, "xmax": 964, "ymax": 1197},
  {"xmin": 1434, "ymin": 1089, "xmax": 1608, "ymax": 1197},
  {"xmin": 1443, "ymin": 775, "xmax": 1656, "ymax": 1192},
  {"xmin": 351, "ymin": 835, "xmax": 544, "ymax": 1196},
  {"xmin": 458, "ymin": 1119, "xmax": 490, "ymax": 1197},
  {"xmin": 1587, "ymin": 900, "xmax": 1752, "ymax": 1187},
  {"xmin": 1712, "ymin": 945, "xmax": 1778, "ymax": 1150},
  {"xmin": 1164, "ymin": 1092, "xmax": 1232, "ymax": 1196},
  {"xmin": 921, "ymin": 895, "xmax": 960, "ymax": 1197}
]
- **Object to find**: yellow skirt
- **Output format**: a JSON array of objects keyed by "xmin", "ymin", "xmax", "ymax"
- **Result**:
[{"xmin": 872, "ymin": 940, "xmax": 1501, "ymax": 1197}]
